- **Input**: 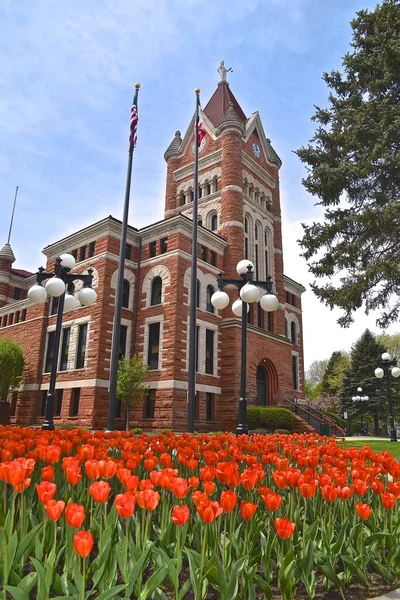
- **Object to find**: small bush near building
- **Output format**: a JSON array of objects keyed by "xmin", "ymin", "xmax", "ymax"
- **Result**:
[{"xmin": 247, "ymin": 407, "xmax": 294, "ymax": 432}]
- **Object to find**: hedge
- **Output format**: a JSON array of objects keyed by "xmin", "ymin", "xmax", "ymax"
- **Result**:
[{"xmin": 247, "ymin": 407, "xmax": 294, "ymax": 432}]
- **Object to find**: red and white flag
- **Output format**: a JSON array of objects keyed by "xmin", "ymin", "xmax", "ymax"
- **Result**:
[
  {"xmin": 129, "ymin": 100, "xmax": 138, "ymax": 148},
  {"xmin": 196, "ymin": 111, "xmax": 206, "ymax": 147}
]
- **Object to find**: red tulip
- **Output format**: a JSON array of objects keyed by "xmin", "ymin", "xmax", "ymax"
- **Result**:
[
  {"xmin": 65, "ymin": 503, "xmax": 86, "ymax": 528},
  {"xmin": 115, "ymin": 492, "xmax": 136, "ymax": 518},
  {"xmin": 170, "ymin": 477, "xmax": 189, "ymax": 499},
  {"xmin": 136, "ymin": 489, "xmax": 160, "ymax": 510},
  {"xmin": 261, "ymin": 492, "xmax": 283, "ymax": 511},
  {"xmin": 36, "ymin": 481, "xmax": 57, "ymax": 504},
  {"xmin": 171, "ymin": 504, "xmax": 190, "ymax": 526},
  {"xmin": 240, "ymin": 501, "xmax": 258, "ymax": 521},
  {"xmin": 41, "ymin": 466, "xmax": 54, "ymax": 482},
  {"xmin": 74, "ymin": 530, "xmax": 94, "ymax": 557},
  {"xmin": 89, "ymin": 481, "xmax": 111, "ymax": 503},
  {"xmin": 220, "ymin": 490, "xmax": 237, "ymax": 513},
  {"xmin": 275, "ymin": 518, "xmax": 295, "ymax": 539},
  {"xmin": 196, "ymin": 499, "xmax": 223, "ymax": 523},
  {"xmin": 356, "ymin": 502, "xmax": 372, "ymax": 520},
  {"xmin": 381, "ymin": 492, "xmax": 396, "ymax": 510},
  {"xmin": 45, "ymin": 499, "xmax": 65, "ymax": 521}
]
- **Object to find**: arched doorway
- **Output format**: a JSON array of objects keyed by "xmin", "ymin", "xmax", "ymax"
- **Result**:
[{"xmin": 256, "ymin": 365, "xmax": 269, "ymax": 406}]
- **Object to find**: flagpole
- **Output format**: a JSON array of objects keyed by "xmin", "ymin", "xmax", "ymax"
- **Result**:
[
  {"xmin": 187, "ymin": 88, "xmax": 201, "ymax": 433},
  {"xmin": 107, "ymin": 83, "xmax": 140, "ymax": 431},
  {"xmin": 7, "ymin": 186, "xmax": 19, "ymax": 245}
]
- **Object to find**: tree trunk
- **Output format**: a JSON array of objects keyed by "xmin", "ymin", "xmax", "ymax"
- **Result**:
[
  {"xmin": 125, "ymin": 404, "xmax": 130, "ymax": 432},
  {"xmin": 373, "ymin": 409, "xmax": 380, "ymax": 436}
]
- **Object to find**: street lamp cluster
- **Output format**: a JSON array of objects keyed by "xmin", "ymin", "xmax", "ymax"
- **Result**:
[
  {"xmin": 211, "ymin": 259, "xmax": 278, "ymax": 435},
  {"xmin": 352, "ymin": 386, "xmax": 369, "ymax": 435},
  {"xmin": 28, "ymin": 254, "xmax": 97, "ymax": 430},
  {"xmin": 375, "ymin": 352, "xmax": 400, "ymax": 442}
]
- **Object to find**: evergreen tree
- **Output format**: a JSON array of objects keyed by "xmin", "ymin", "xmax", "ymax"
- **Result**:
[
  {"xmin": 320, "ymin": 351, "xmax": 350, "ymax": 397},
  {"xmin": 296, "ymin": 0, "xmax": 400, "ymax": 328},
  {"xmin": 338, "ymin": 329, "xmax": 386, "ymax": 435}
]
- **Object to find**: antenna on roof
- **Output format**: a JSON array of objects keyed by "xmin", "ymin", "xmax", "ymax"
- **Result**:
[{"xmin": 7, "ymin": 186, "xmax": 19, "ymax": 245}]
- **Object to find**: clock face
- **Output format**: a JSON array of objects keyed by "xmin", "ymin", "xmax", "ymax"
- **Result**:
[
  {"xmin": 252, "ymin": 142, "xmax": 261, "ymax": 159},
  {"xmin": 192, "ymin": 137, "xmax": 206, "ymax": 153}
]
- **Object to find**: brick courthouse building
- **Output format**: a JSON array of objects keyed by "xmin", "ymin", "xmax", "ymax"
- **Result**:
[{"xmin": 0, "ymin": 74, "xmax": 306, "ymax": 431}]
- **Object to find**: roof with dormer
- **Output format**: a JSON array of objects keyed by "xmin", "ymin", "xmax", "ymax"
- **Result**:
[{"xmin": 203, "ymin": 81, "xmax": 247, "ymax": 128}]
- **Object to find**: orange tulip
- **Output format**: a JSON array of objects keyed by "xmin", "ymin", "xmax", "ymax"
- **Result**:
[
  {"xmin": 65, "ymin": 503, "xmax": 86, "ymax": 528},
  {"xmin": 275, "ymin": 518, "xmax": 295, "ymax": 539},
  {"xmin": 170, "ymin": 477, "xmax": 189, "ymax": 499},
  {"xmin": 356, "ymin": 502, "xmax": 372, "ymax": 520},
  {"xmin": 136, "ymin": 489, "xmax": 160, "ymax": 510},
  {"xmin": 188, "ymin": 476, "xmax": 200, "ymax": 491},
  {"xmin": 220, "ymin": 490, "xmax": 237, "ymax": 513},
  {"xmin": 299, "ymin": 481, "xmax": 317, "ymax": 499},
  {"xmin": 353, "ymin": 479, "xmax": 368, "ymax": 496},
  {"xmin": 41, "ymin": 466, "xmax": 54, "ymax": 482},
  {"xmin": 240, "ymin": 470, "xmax": 258, "ymax": 491},
  {"xmin": 85, "ymin": 459, "xmax": 101, "ymax": 480},
  {"xmin": 196, "ymin": 499, "xmax": 223, "ymax": 523},
  {"xmin": 381, "ymin": 492, "xmax": 396, "ymax": 510},
  {"xmin": 14, "ymin": 478, "xmax": 31, "ymax": 493},
  {"xmin": 45, "ymin": 499, "xmax": 65, "ymax": 521},
  {"xmin": 36, "ymin": 481, "xmax": 57, "ymax": 504},
  {"xmin": 66, "ymin": 466, "xmax": 82, "ymax": 486},
  {"xmin": 115, "ymin": 492, "xmax": 136, "ymax": 518},
  {"xmin": 74, "ymin": 530, "xmax": 94, "ymax": 557},
  {"xmin": 240, "ymin": 501, "xmax": 258, "ymax": 521},
  {"xmin": 89, "ymin": 481, "xmax": 111, "ymax": 503},
  {"xmin": 320, "ymin": 485, "xmax": 338, "ymax": 503},
  {"xmin": 203, "ymin": 481, "xmax": 216, "ymax": 496},
  {"xmin": 171, "ymin": 504, "xmax": 190, "ymax": 526},
  {"xmin": 261, "ymin": 492, "xmax": 282, "ymax": 511}
]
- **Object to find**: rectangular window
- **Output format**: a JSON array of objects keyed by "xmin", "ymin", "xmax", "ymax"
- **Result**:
[
  {"xmin": 13, "ymin": 287, "xmax": 22, "ymax": 300},
  {"xmin": 55, "ymin": 389, "xmax": 63, "ymax": 417},
  {"xmin": 201, "ymin": 245, "xmax": 207, "ymax": 262},
  {"xmin": 210, "ymin": 250, "xmax": 217, "ymax": 267},
  {"xmin": 292, "ymin": 356, "xmax": 299, "ymax": 391},
  {"xmin": 268, "ymin": 311, "xmax": 274, "ymax": 332},
  {"xmin": 70, "ymin": 388, "xmax": 81, "ymax": 417},
  {"xmin": 125, "ymin": 243, "xmax": 132, "ymax": 260},
  {"xmin": 40, "ymin": 390, "xmax": 47, "ymax": 417},
  {"xmin": 3, "ymin": 315, "xmax": 7, "ymax": 327},
  {"xmin": 255, "ymin": 245, "xmax": 259, "ymax": 280},
  {"xmin": 15, "ymin": 311, "xmax": 20, "ymax": 323},
  {"xmin": 71, "ymin": 249, "xmax": 78, "ymax": 260},
  {"xmin": 291, "ymin": 294, "xmax": 296, "ymax": 307},
  {"xmin": 258, "ymin": 306, "xmax": 263, "ymax": 329},
  {"xmin": 89, "ymin": 241, "xmax": 96, "ymax": 257},
  {"xmin": 76, "ymin": 323, "xmax": 88, "ymax": 369},
  {"xmin": 160, "ymin": 238, "xmax": 168, "ymax": 254},
  {"xmin": 196, "ymin": 325, "xmax": 199, "ymax": 372},
  {"xmin": 265, "ymin": 250, "xmax": 269, "ymax": 278},
  {"xmin": 147, "ymin": 322, "xmax": 160, "ymax": 369},
  {"xmin": 59, "ymin": 327, "xmax": 71, "ymax": 371},
  {"xmin": 144, "ymin": 389, "xmax": 156, "ymax": 419},
  {"xmin": 149, "ymin": 241, "xmax": 157, "ymax": 258},
  {"xmin": 244, "ymin": 238, "xmax": 249, "ymax": 260},
  {"xmin": 206, "ymin": 392, "xmax": 214, "ymax": 422},
  {"xmin": 45, "ymin": 331, "xmax": 56, "ymax": 373},
  {"xmin": 119, "ymin": 324, "xmax": 128, "ymax": 360},
  {"xmin": 51, "ymin": 296, "xmax": 59, "ymax": 315},
  {"xmin": 0, "ymin": 317, "xmax": 2, "ymax": 327},
  {"xmin": 205, "ymin": 329, "xmax": 214, "ymax": 375},
  {"xmin": 9, "ymin": 313, "xmax": 14, "ymax": 325},
  {"xmin": 80, "ymin": 246, "xmax": 86, "ymax": 261},
  {"xmin": 285, "ymin": 291, "xmax": 290, "ymax": 304},
  {"xmin": 195, "ymin": 392, "xmax": 200, "ymax": 421},
  {"xmin": 21, "ymin": 309, "xmax": 26, "ymax": 321}
]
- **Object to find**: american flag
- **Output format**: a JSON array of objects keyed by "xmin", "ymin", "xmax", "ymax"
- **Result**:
[
  {"xmin": 196, "ymin": 109, "xmax": 206, "ymax": 147},
  {"xmin": 129, "ymin": 99, "xmax": 138, "ymax": 149}
]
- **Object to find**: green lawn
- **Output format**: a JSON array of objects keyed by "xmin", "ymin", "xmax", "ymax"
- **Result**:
[{"xmin": 343, "ymin": 439, "xmax": 400, "ymax": 459}]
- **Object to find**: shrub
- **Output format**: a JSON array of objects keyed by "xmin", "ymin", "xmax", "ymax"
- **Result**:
[
  {"xmin": 132, "ymin": 427, "xmax": 143, "ymax": 434},
  {"xmin": 247, "ymin": 407, "xmax": 294, "ymax": 432},
  {"xmin": 275, "ymin": 428, "xmax": 291, "ymax": 434},
  {"xmin": 161, "ymin": 428, "xmax": 172, "ymax": 435}
]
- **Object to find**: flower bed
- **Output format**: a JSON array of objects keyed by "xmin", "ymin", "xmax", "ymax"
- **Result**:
[{"xmin": 0, "ymin": 427, "xmax": 399, "ymax": 600}]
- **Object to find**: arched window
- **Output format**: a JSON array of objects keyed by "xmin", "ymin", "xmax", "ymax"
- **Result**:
[
  {"xmin": 291, "ymin": 321, "xmax": 297, "ymax": 344},
  {"xmin": 211, "ymin": 214, "xmax": 218, "ymax": 231},
  {"xmin": 197, "ymin": 279, "xmax": 201, "ymax": 308},
  {"xmin": 255, "ymin": 223, "xmax": 260, "ymax": 279},
  {"xmin": 122, "ymin": 279, "xmax": 130, "ymax": 308},
  {"xmin": 151, "ymin": 277, "xmax": 162, "ymax": 306},
  {"xmin": 206, "ymin": 285, "xmax": 215, "ymax": 313},
  {"xmin": 214, "ymin": 177, "xmax": 218, "ymax": 191},
  {"xmin": 198, "ymin": 219, "xmax": 203, "ymax": 227},
  {"xmin": 206, "ymin": 182, "xmax": 211, "ymax": 195},
  {"xmin": 199, "ymin": 185, "xmax": 202, "ymax": 199},
  {"xmin": 244, "ymin": 217, "xmax": 249, "ymax": 259},
  {"xmin": 179, "ymin": 192, "xmax": 185, "ymax": 207},
  {"xmin": 264, "ymin": 229, "xmax": 270, "ymax": 278},
  {"xmin": 285, "ymin": 319, "xmax": 289, "ymax": 339},
  {"xmin": 256, "ymin": 366, "xmax": 269, "ymax": 406}
]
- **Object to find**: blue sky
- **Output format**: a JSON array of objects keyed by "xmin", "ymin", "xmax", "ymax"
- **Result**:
[{"xmin": 1, "ymin": 0, "xmax": 395, "ymax": 368}]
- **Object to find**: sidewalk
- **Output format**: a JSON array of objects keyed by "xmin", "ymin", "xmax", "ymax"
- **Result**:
[
  {"xmin": 344, "ymin": 436, "xmax": 399, "ymax": 442},
  {"xmin": 370, "ymin": 591, "xmax": 400, "ymax": 599}
]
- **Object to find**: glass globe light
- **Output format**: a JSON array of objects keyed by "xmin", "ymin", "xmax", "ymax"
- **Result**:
[
  {"xmin": 357, "ymin": 387, "xmax": 363, "ymax": 392},
  {"xmin": 232, "ymin": 299, "xmax": 249, "ymax": 317},
  {"xmin": 391, "ymin": 366, "xmax": 400, "ymax": 378},
  {"xmin": 260, "ymin": 293, "xmax": 279, "ymax": 312},
  {"xmin": 240, "ymin": 283, "xmax": 259, "ymax": 303},
  {"xmin": 45, "ymin": 277, "xmax": 66, "ymax": 297},
  {"xmin": 63, "ymin": 293, "xmax": 77, "ymax": 312},
  {"xmin": 236, "ymin": 260, "xmax": 254, "ymax": 276},
  {"xmin": 375, "ymin": 367, "xmax": 384, "ymax": 379},
  {"xmin": 59, "ymin": 253, "xmax": 76, "ymax": 270},
  {"xmin": 382, "ymin": 352, "xmax": 391, "ymax": 362},
  {"xmin": 28, "ymin": 284, "xmax": 47, "ymax": 304},
  {"xmin": 361, "ymin": 395, "xmax": 369, "ymax": 402},
  {"xmin": 211, "ymin": 290, "xmax": 229, "ymax": 310},
  {"xmin": 79, "ymin": 287, "xmax": 97, "ymax": 306}
]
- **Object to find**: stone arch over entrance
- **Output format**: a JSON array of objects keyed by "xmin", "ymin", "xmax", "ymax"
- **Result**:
[{"xmin": 257, "ymin": 359, "xmax": 279, "ymax": 405}]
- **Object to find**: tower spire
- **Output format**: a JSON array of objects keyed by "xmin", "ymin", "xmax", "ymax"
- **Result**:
[{"xmin": 7, "ymin": 186, "xmax": 19, "ymax": 245}]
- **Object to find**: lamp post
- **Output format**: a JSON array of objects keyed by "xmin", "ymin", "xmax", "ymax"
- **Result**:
[
  {"xmin": 374, "ymin": 352, "xmax": 400, "ymax": 442},
  {"xmin": 351, "ymin": 386, "xmax": 369, "ymax": 436},
  {"xmin": 211, "ymin": 260, "xmax": 279, "ymax": 435},
  {"xmin": 28, "ymin": 254, "xmax": 97, "ymax": 431}
]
